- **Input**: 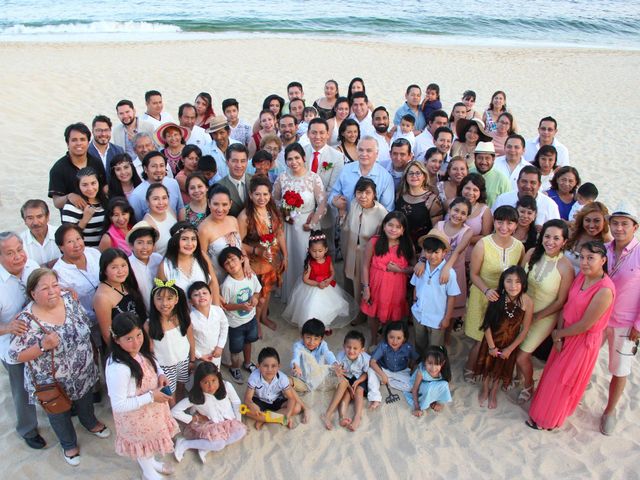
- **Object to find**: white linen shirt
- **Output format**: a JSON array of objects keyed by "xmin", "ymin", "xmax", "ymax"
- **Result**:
[
  {"xmin": 52, "ymin": 247, "xmax": 101, "ymax": 324},
  {"xmin": 524, "ymin": 137, "xmax": 569, "ymax": 167},
  {"xmin": 492, "ymin": 191, "xmax": 561, "ymax": 226},
  {"xmin": 493, "ymin": 155, "xmax": 530, "ymax": 191},
  {"xmin": 20, "ymin": 226, "xmax": 61, "ymax": 266},
  {"xmin": 190, "ymin": 305, "xmax": 229, "ymax": 360},
  {"xmin": 186, "ymin": 125, "xmax": 212, "ymax": 150},
  {"xmin": 141, "ymin": 111, "xmax": 176, "ymax": 129},
  {"xmin": 0, "ymin": 259, "xmax": 39, "ymax": 363},
  {"xmin": 128, "ymin": 252, "xmax": 163, "ymax": 312}
]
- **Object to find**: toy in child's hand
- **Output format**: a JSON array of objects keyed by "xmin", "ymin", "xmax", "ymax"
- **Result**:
[
  {"xmin": 384, "ymin": 384, "xmax": 400, "ymax": 404},
  {"xmin": 160, "ymin": 386, "xmax": 172, "ymax": 396},
  {"xmin": 239, "ymin": 404, "xmax": 288, "ymax": 426}
]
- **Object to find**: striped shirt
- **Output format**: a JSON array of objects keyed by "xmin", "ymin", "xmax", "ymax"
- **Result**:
[{"xmin": 61, "ymin": 202, "xmax": 106, "ymax": 247}]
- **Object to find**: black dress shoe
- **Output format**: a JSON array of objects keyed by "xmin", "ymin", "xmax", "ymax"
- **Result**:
[{"xmin": 25, "ymin": 434, "xmax": 46, "ymax": 449}]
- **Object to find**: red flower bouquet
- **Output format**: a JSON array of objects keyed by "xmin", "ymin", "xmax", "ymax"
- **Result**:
[
  {"xmin": 282, "ymin": 190, "xmax": 304, "ymax": 222},
  {"xmin": 259, "ymin": 233, "xmax": 277, "ymax": 263}
]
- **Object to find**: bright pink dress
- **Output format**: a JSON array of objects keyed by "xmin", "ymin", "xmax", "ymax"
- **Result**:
[
  {"xmin": 107, "ymin": 225, "xmax": 132, "ymax": 256},
  {"xmin": 360, "ymin": 236, "xmax": 409, "ymax": 322},
  {"xmin": 528, "ymin": 273, "xmax": 615, "ymax": 429}
]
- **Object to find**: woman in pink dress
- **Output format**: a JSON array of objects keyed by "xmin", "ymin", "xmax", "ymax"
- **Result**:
[{"xmin": 527, "ymin": 241, "xmax": 615, "ymax": 430}]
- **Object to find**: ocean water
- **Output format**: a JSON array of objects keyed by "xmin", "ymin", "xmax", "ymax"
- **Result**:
[{"xmin": 1, "ymin": 0, "xmax": 640, "ymax": 49}]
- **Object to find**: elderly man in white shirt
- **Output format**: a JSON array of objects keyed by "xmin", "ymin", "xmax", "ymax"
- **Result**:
[
  {"xmin": 493, "ymin": 134, "xmax": 530, "ymax": 190},
  {"xmin": 524, "ymin": 116, "xmax": 569, "ymax": 167},
  {"xmin": 0, "ymin": 232, "xmax": 43, "ymax": 449},
  {"xmin": 19, "ymin": 200, "xmax": 61, "ymax": 267},
  {"xmin": 492, "ymin": 165, "xmax": 560, "ymax": 227},
  {"xmin": 140, "ymin": 90, "xmax": 175, "ymax": 129},
  {"xmin": 179, "ymin": 103, "xmax": 211, "ymax": 151}
]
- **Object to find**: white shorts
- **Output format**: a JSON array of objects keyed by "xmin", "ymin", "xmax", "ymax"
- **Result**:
[{"xmin": 607, "ymin": 327, "xmax": 638, "ymax": 377}]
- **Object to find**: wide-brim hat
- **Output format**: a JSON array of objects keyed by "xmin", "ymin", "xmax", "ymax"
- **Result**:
[
  {"xmin": 417, "ymin": 228, "xmax": 451, "ymax": 251},
  {"xmin": 126, "ymin": 220, "xmax": 159, "ymax": 244},
  {"xmin": 206, "ymin": 116, "xmax": 229, "ymax": 134},
  {"xmin": 456, "ymin": 118, "xmax": 492, "ymax": 143},
  {"xmin": 154, "ymin": 122, "xmax": 190, "ymax": 146},
  {"xmin": 474, "ymin": 141, "xmax": 495, "ymax": 155},
  {"xmin": 607, "ymin": 201, "xmax": 638, "ymax": 224}
]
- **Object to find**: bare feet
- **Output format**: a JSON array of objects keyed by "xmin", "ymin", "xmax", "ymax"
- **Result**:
[
  {"xmin": 412, "ymin": 409, "xmax": 423, "ymax": 417},
  {"xmin": 368, "ymin": 401, "xmax": 380, "ymax": 411},
  {"xmin": 339, "ymin": 417, "xmax": 352, "ymax": 428},
  {"xmin": 321, "ymin": 413, "xmax": 333, "ymax": 430},
  {"xmin": 347, "ymin": 416, "xmax": 361, "ymax": 432},
  {"xmin": 301, "ymin": 410, "xmax": 310, "ymax": 424},
  {"xmin": 430, "ymin": 402, "xmax": 443, "ymax": 412},
  {"xmin": 255, "ymin": 421, "xmax": 264, "ymax": 430},
  {"xmin": 478, "ymin": 391, "xmax": 488, "ymax": 407},
  {"xmin": 488, "ymin": 389, "xmax": 498, "ymax": 409},
  {"xmin": 261, "ymin": 317, "xmax": 278, "ymax": 330}
]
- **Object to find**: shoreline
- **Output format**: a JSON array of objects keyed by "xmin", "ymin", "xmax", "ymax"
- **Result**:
[{"xmin": 2, "ymin": 32, "xmax": 640, "ymax": 52}]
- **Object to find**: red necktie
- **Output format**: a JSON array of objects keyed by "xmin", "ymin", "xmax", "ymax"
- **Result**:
[{"xmin": 311, "ymin": 151, "xmax": 319, "ymax": 173}]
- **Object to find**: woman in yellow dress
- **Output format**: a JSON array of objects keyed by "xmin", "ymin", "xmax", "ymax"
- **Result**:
[
  {"xmin": 464, "ymin": 206, "xmax": 524, "ymax": 382},
  {"xmin": 515, "ymin": 220, "xmax": 574, "ymax": 403}
]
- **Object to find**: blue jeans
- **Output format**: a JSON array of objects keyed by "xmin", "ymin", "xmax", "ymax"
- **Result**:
[{"xmin": 46, "ymin": 389, "xmax": 98, "ymax": 450}]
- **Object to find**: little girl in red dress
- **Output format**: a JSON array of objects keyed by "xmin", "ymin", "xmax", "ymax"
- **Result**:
[{"xmin": 283, "ymin": 231, "xmax": 355, "ymax": 332}]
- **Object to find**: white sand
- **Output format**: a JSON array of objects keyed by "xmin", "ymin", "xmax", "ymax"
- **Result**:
[{"xmin": 0, "ymin": 38, "xmax": 638, "ymax": 479}]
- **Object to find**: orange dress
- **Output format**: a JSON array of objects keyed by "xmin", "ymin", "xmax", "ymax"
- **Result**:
[{"xmin": 245, "ymin": 214, "xmax": 284, "ymax": 298}]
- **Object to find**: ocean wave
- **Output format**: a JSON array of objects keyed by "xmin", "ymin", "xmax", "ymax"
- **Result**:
[{"xmin": 0, "ymin": 21, "xmax": 182, "ymax": 35}]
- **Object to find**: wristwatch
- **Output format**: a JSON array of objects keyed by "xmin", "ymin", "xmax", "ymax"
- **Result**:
[{"xmin": 37, "ymin": 339, "xmax": 46, "ymax": 353}]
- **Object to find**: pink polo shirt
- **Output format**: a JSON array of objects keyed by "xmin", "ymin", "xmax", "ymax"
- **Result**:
[{"xmin": 606, "ymin": 238, "xmax": 640, "ymax": 330}]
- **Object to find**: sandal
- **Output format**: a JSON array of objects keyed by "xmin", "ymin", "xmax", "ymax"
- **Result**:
[
  {"xmin": 242, "ymin": 362, "xmax": 257, "ymax": 373},
  {"xmin": 453, "ymin": 318, "xmax": 464, "ymax": 332},
  {"xmin": 463, "ymin": 368, "xmax": 476, "ymax": 384},
  {"xmin": 525, "ymin": 419, "xmax": 543, "ymax": 430},
  {"xmin": 517, "ymin": 386, "xmax": 533, "ymax": 405}
]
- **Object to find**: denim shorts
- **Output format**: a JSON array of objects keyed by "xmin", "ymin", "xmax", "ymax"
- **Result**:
[{"xmin": 228, "ymin": 317, "xmax": 259, "ymax": 354}]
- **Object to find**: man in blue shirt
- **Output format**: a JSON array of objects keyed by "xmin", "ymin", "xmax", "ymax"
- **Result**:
[
  {"xmin": 329, "ymin": 136, "xmax": 395, "ymax": 217},
  {"xmin": 128, "ymin": 151, "xmax": 185, "ymax": 221},
  {"xmin": 393, "ymin": 84, "xmax": 426, "ymax": 131}
]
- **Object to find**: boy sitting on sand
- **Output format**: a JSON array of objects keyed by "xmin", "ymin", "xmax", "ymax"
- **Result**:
[
  {"xmin": 323, "ymin": 330, "xmax": 370, "ymax": 431},
  {"xmin": 290, "ymin": 318, "xmax": 341, "ymax": 392}
]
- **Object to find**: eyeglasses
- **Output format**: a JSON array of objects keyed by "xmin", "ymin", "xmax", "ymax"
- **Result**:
[
  {"xmin": 407, "ymin": 171, "xmax": 424, "ymax": 177},
  {"xmin": 539, "ymin": 127, "xmax": 555, "ymax": 132},
  {"xmin": 616, "ymin": 337, "xmax": 639, "ymax": 356}
]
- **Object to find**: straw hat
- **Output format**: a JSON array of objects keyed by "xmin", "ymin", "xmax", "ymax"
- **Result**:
[
  {"xmin": 417, "ymin": 228, "xmax": 451, "ymax": 251},
  {"xmin": 474, "ymin": 141, "xmax": 495, "ymax": 155},
  {"xmin": 206, "ymin": 116, "xmax": 230, "ymax": 134},
  {"xmin": 608, "ymin": 200, "xmax": 638, "ymax": 224},
  {"xmin": 456, "ymin": 118, "xmax": 492, "ymax": 143},
  {"xmin": 154, "ymin": 122, "xmax": 190, "ymax": 146},
  {"xmin": 126, "ymin": 220, "xmax": 159, "ymax": 244}
]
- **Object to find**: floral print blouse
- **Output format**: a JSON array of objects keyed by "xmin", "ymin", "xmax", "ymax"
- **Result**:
[{"xmin": 9, "ymin": 292, "xmax": 98, "ymax": 404}]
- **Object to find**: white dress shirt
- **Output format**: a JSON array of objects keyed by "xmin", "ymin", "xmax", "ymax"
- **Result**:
[
  {"xmin": 20, "ymin": 226, "xmax": 61, "ymax": 266},
  {"xmin": 141, "ymin": 111, "xmax": 176, "ymax": 129},
  {"xmin": 524, "ymin": 137, "xmax": 570, "ymax": 167},
  {"xmin": 492, "ymin": 191, "xmax": 561, "ymax": 226},
  {"xmin": 493, "ymin": 155, "xmax": 530, "ymax": 191}
]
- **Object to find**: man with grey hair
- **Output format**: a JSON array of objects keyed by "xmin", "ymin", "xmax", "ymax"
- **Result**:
[
  {"xmin": 131, "ymin": 132, "xmax": 174, "ymax": 179},
  {"xmin": 329, "ymin": 136, "xmax": 395, "ymax": 216},
  {"xmin": 0, "ymin": 232, "xmax": 44, "ymax": 449},
  {"xmin": 19, "ymin": 199, "xmax": 60, "ymax": 267}
]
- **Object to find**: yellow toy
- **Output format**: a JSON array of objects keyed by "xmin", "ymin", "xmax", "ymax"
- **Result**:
[{"xmin": 239, "ymin": 404, "xmax": 288, "ymax": 426}]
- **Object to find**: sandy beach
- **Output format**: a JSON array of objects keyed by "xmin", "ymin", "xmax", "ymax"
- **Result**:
[{"xmin": 0, "ymin": 38, "xmax": 639, "ymax": 479}]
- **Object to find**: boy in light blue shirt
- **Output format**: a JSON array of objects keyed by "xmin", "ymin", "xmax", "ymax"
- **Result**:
[
  {"xmin": 290, "ymin": 318, "xmax": 340, "ymax": 392},
  {"xmin": 410, "ymin": 230, "xmax": 461, "ymax": 355}
]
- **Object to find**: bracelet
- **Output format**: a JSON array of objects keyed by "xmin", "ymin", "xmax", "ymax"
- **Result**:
[
  {"xmin": 488, "ymin": 346, "xmax": 497, "ymax": 351},
  {"xmin": 483, "ymin": 288, "xmax": 490, "ymax": 295},
  {"xmin": 38, "ymin": 338, "xmax": 46, "ymax": 353},
  {"xmin": 418, "ymin": 256, "xmax": 426, "ymax": 263}
]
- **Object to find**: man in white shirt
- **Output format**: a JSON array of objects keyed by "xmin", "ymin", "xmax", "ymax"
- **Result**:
[
  {"xmin": 178, "ymin": 103, "xmax": 211, "ymax": 151},
  {"xmin": 0, "ymin": 232, "xmax": 43, "ymax": 449},
  {"xmin": 372, "ymin": 106, "xmax": 393, "ymax": 165},
  {"xmin": 112, "ymin": 99, "xmax": 155, "ymax": 158},
  {"xmin": 414, "ymin": 110, "xmax": 449, "ymax": 162},
  {"xmin": 492, "ymin": 165, "xmax": 560, "ymax": 226},
  {"xmin": 19, "ymin": 200, "xmax": 61, "ymax": 267},
  {"xmin": 304, "ymin": 118, "xmax": 345, "ymax": 256},
  {"xmin": 206, "ymin": 116, "xmax": 241, "ymax": 182},
  {"xmin": 493, "ymin": 134, "xmax": 530, "ymax": 190},
  {"xmin": 140, "ymin": 90, "xmax": 175, "ymax": 128},
  {"xmin": 349, "ymin": 92, "xmax": 376, "ymax": 137},
  {"xmin": 524, "ymin": 116, "xmax": 570, "ymax": 167},
  {"xmin": 88, "ymin": 115, "xmax": 123, "ymax": 176}
]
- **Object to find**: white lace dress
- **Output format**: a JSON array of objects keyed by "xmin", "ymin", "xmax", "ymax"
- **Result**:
[{"xmin": 273, "ymin": 170, "xmax": 327, "ymax": 303}]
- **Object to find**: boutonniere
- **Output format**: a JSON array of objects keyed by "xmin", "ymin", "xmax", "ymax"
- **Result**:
[{"xmin": 321, "ymin": 161, "xmax": 333, "ymax": 171}]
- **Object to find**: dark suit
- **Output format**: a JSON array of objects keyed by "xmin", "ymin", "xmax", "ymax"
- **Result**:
[
  {"xmin": 216, "ymin": 174, "xmax": 253, "ymax": 217},
  {"xmin": 88, "ymin": 141, "xmax": 124, "ymax": 180}
]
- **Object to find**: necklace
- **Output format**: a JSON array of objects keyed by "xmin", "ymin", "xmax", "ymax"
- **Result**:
[
  {"xmin": 426, "ymin": 263, "xmax": 442, "ymax": 285},
  {"xmin": 103, "ymin": 280, "xmax": 125, "ymax": 295},
  {"xmin": 504, "ymin": 300, "xmax": 518, "ymax": 319}
]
